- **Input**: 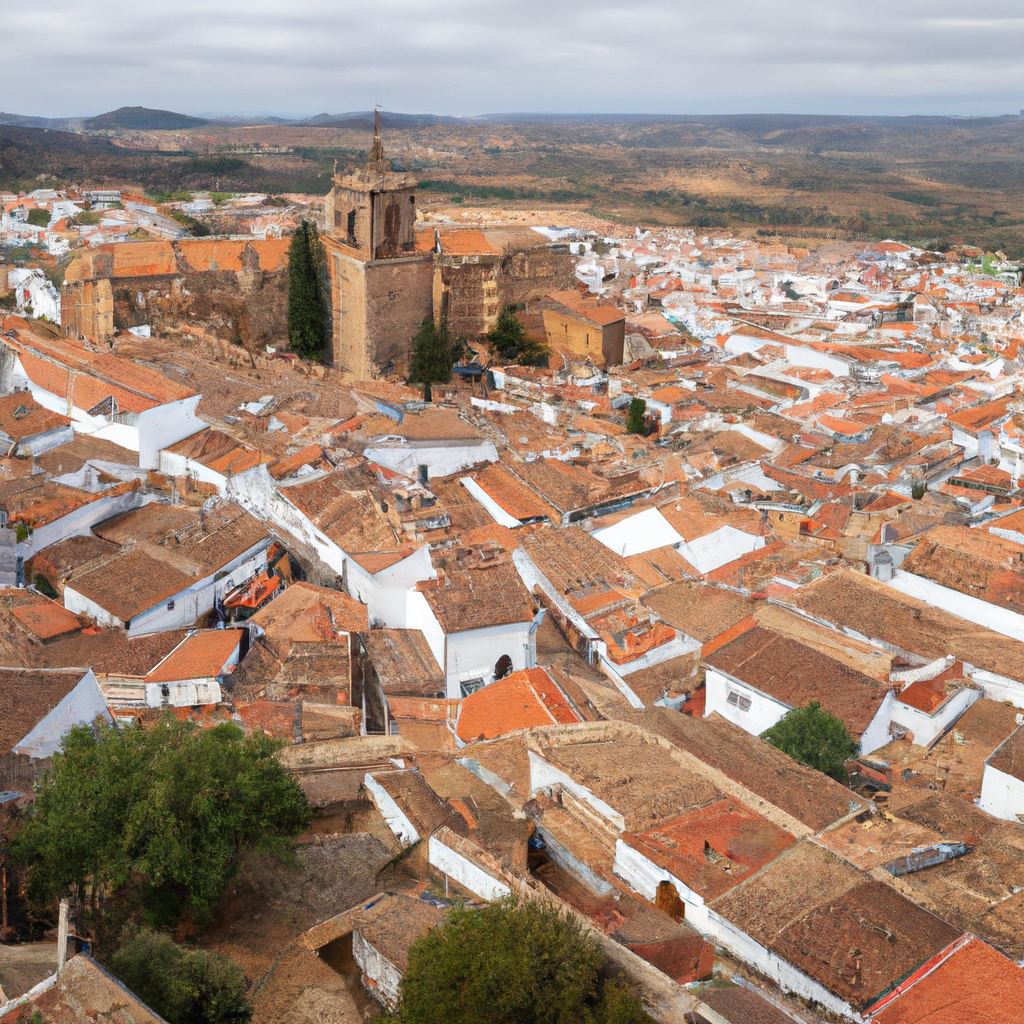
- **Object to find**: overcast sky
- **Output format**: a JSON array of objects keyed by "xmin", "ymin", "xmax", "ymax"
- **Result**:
[{"xmin": 5, "ymin": 1, "xmax": 1023, "ymax": 119}]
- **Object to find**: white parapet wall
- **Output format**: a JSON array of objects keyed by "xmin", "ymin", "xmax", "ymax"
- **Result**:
[{"xmin": 427, "ymin": 832, "xmax": 511, "ymax": 902}]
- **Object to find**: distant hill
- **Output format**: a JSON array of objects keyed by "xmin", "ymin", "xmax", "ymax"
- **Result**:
[
  {"xmin": 84, "ymin": 106, "xmax": 210, "ymax": 131},
  {"xmin": 302, "ymin": 110, "xmax": 485, "ymax": 129}
]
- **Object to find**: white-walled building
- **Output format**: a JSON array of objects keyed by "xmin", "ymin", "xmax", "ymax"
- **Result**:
[
  {"xmin": 62, "ymin": 500, "xmax": 272, "ymax": 635},
  {"xmin": 703, "ymin": 618, "xmax": 897, "ymax": 755},
  {"xmin": 0, "ymin": 318, "xmax": 205, "ymax": 468},
  {"xmin": 979, "ymin": 724, "xmax": 1024, "ymax": 822}
]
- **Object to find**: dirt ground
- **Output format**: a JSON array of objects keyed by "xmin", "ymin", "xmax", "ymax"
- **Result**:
[{"xmin": 201, "ymin": 830, "xmax": 397, "ymax": 992}]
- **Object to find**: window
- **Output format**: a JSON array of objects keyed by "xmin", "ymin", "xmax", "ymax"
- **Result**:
[
  {"xmin": 167, "ymin": 600, "xmax": 175, "ymax": 611},
  {"xmin": 347, "ymin": 209, "xmax": 357, "ymax": 242},
  {"xmin": 726, "ymin": 689, "xmax": 752, "ymax": 712},
  {"xmin": 460, "ymin": 678, "xmax": 484, "ymax": 697}
]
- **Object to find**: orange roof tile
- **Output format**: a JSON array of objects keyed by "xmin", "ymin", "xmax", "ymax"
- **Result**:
[
  {"xmin": 869, "ymin": 934, "xmax": 1024, "ymax": 1024},
  {"xmin": 455, "ymin": 667, "xmax": 581, "ymax": 742},
  {"xmin": 11, "ymin": 600, "xmax": 82, "ymax": 641},
  {"xmin": 145, "ymin": 629, "xmax": 245, "ymax": 683}
]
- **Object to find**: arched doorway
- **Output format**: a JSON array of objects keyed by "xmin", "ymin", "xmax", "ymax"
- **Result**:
[{"xmin": 494, "ymin": 654, "xmax": 513, "ymax": 680}]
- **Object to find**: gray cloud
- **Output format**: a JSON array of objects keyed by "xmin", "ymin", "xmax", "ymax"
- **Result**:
[{"xmin": 4, "ymin": 0, "xmax": 1023, "ymax": 117}]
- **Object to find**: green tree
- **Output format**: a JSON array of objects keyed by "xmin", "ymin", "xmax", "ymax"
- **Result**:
[
  {"xmin": 626, "ymin": 398, "xmax": 647, "ymax": 435},
  {"xmin": 760, "ymin": 701, "xmax": 859, "ymax": 782},
  {"xmin": 26, "ymin": 208, "xmax": 50, "ymax": 228},
  {"xmin": 388, "ymin": 898, "xmax": 649, "ymax": 1024},
  {"xmin": 110, "ymin": 930, "xmax": 251, "ymax": 1024},
  {"xmin": 13, "ymin": 718, "xmax": 312, "ymax": 923},
  {"xmin": 287, "ymin": 220, "xmax": 327, "ymax": 360},
  {"xmin": 408, "ymin": 316, "xmax": 462, "ymax": 400},
  {"xmin": 487, "ymin": 304, "xmax": 550, "ymax": 367}
]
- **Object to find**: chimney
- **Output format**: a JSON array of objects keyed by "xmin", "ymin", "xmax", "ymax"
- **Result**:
[{"xmin": 57, "ymin": 898, "xmax": 69, "ymax": 974}]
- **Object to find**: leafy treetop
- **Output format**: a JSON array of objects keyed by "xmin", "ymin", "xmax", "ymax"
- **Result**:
[
  {"xmin": 12, "ymin": 717, "xmax": 312, "ymax": 923},
  {"xmin": 487, "ymin": 304, "xmax": 550, "ymax": 367},
  {"xmin": 760, "ymin": 700, "xmax": 859, "ymax": 782},
  {"xmin": 384, "ymin": 897, "xmax": 649, "ymax": 1024}
]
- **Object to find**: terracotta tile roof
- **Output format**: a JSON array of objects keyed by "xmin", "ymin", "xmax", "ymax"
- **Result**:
[
  {"xmin": 71, "ymin": 500, "xmax": 269, "ymax": 622},
  {"xmin": 945, "ymin": 394, "xmax": 1014, "ymax": 434},
  {"xmin": 11, "ymin": 600, "xmax": 82, "ymax": 641},
  {"xmin": 545, "ymin": 289, "xmax": 626, "ymax": 326},
  {"xmin": 3, "ymin": 317, "xmax": 196, "ymax": 412},
  {"xmin": 705, "ymin": 624, "xmax": 890, "ymax": 739},
  {"xmin": 988, "ymin": 724, "xmax": 1024, "ymax": 783},
  {"xmin": 520, "ymin": 525, "xmax": 642, "ymax": 596},
  {"xmin": 285, "ymin": 470, "xmax": 399, "ymax": 552},
  {"xmin": 786, "ymin": 567, "xmax": 1024, "ymax": 683},
  {"xmin": 868, "ymin": 934, "xmax": 1024, "ymax": 1024},
  {"xmin": 702, "ymin": 985, "xmax": 796, "ymax": 1024},
  {"xmin": 250, "ymin": 580, "xmax": 368, "ymax": 640},
  {"xmin": 711, "ymin": 841, "xmax": 959, "ymax": 1012},
  {"xmin": 541, "ymin": 738, "xmax": 721, "ymax": 832},
  {"xmin": 419, "ymin": 544, "xmax": 534, "ymax": 633},
  {"xmin": 351, "ymin": 893, "xmax": 445, "ymax": 973},
  {"xmin": 145, "ymin": 629, "xmax": 245, "ymax": 683},
  {"xmin": 0, "ymin": 393, "xmax": 70, "ymax": 442},
  {"xmin": 33, "ymin": 628, "xmax": 188, "ymax": 675},
  {"xmin": 624, "ymin": 797, "xmax": 796, "ymax": 901},
  {"xmin": 628, "ymin": 707, "xmax": 868, "ymax": 832},
  {"xmin": 469, "ymin": 463, "xmax": 559, "ymax": 523},
  {"xmin": 456, "ymin": 667, "xmax": 581, "ymax": 741},
  {"xmin": 269, "ymin": 443, "xmax": 324, "ymax": 480},
  {"xmin": 361, "ymin": 628, "xmax": 445, "ymax": 697},
  {"xmin": 900, "ymin": 525, "xmax": 1024, "ymax": 615},
  {"xmin": 0, "ymin": 667, "xmax": 89, "ymax": 756}
]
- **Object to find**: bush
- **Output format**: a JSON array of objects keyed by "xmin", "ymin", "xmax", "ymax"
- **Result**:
[
  {"xmin": 626, "ymin": 398, "xmax": 647, "ymax": 434},
  {"xmin": 13, "ymin": 717, "xmax": 312, "ymax": 923},
  {"xmin": 760, "ymin": 701, "xmax": 859, "ymax": 782},
  {"xmin": 408, "ymin": 316, "xmax": 462, "ymax": 400},
  {"xmin": 110, "ymin": 931, "xmax": 251, "ymax": 1024},
  {"xmin": 26, "ymin": 208, "xmax": 50, "ymax": 228},
  {"xmin": 389, "ymin": 898, "xmax": 649, "ymax": 1024},
  {"xmin": 74, "ymin": 211, "xmax": 100, "ymax": 226},
  {"xmin": 487, "ymin": 304, "xmax": 549, "ymax": 367}
]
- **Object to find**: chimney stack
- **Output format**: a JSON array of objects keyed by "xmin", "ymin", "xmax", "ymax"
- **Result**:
[{"xmin": 57, "ymin": 899, "xmax": 69, "ymax": 974}]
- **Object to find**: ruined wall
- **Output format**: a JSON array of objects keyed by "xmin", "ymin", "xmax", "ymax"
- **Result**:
[
  {"xmin": 435, "ymin": 258, "xmax": 500, "ymax": 342},
  {"xmin": 498, "ymin": 247, "xmax": 575, "ymax": 308},
  {"xmin": 370, "ymin": 188, "xmax": 417, "ymax": 259},
  {"xmin": 329, "ymin": 185, "xmax": 374, "ymax": 256},
  {"xmin": 329, "ymin": 247, "xmax": 368, "ymax": 373},
  {"xmin": 107, "ymin": 268, "xmax": 287, "ymax": 346}
]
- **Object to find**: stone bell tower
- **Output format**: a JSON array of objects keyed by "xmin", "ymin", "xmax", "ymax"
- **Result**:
[
  {"xmin": 322, "ymin": 111, "xmax": 433, "ymax": 376},
  {"xmin": 326, "ymin": 110, "xmax": 418, "ymax": 259}
]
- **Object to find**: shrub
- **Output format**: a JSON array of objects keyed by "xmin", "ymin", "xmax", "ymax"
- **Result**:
[
  {"xmin": 110, "ymin": 931, "xmax": 251, "ymax": 1024},
  {"xmin": 390, "ymin": 898, "xmax": 649, "ymax": 1024},
  {"xmin": 761, "ymin": 701, "xmax": 859, "ymax": 782},
  {"xmin": 26, "ymin": 209, "xmax": 50, "ymax": 228},
  {"xmin": 626, "ymin": 398, "xmax": 647, "ymax": 434}
]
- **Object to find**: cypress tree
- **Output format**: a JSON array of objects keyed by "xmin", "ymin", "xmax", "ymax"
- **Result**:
[
  {"xmin": 409, "ymin": 315, "xmax": 461, "ymax": 401},
  {"xmin": 287, "ymin": 221, "xmax": 326, "ymax": 360}
]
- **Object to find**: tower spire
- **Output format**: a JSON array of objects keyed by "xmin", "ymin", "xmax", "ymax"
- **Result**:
[{"xmin": 369, "ymin": 106, "xmax": 385, "ymax": 174}]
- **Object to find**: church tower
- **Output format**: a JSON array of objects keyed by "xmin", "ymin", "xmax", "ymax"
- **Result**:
[{"xmin": 322, "ymin": 112, "xmax": 433, "ymax": 375}]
